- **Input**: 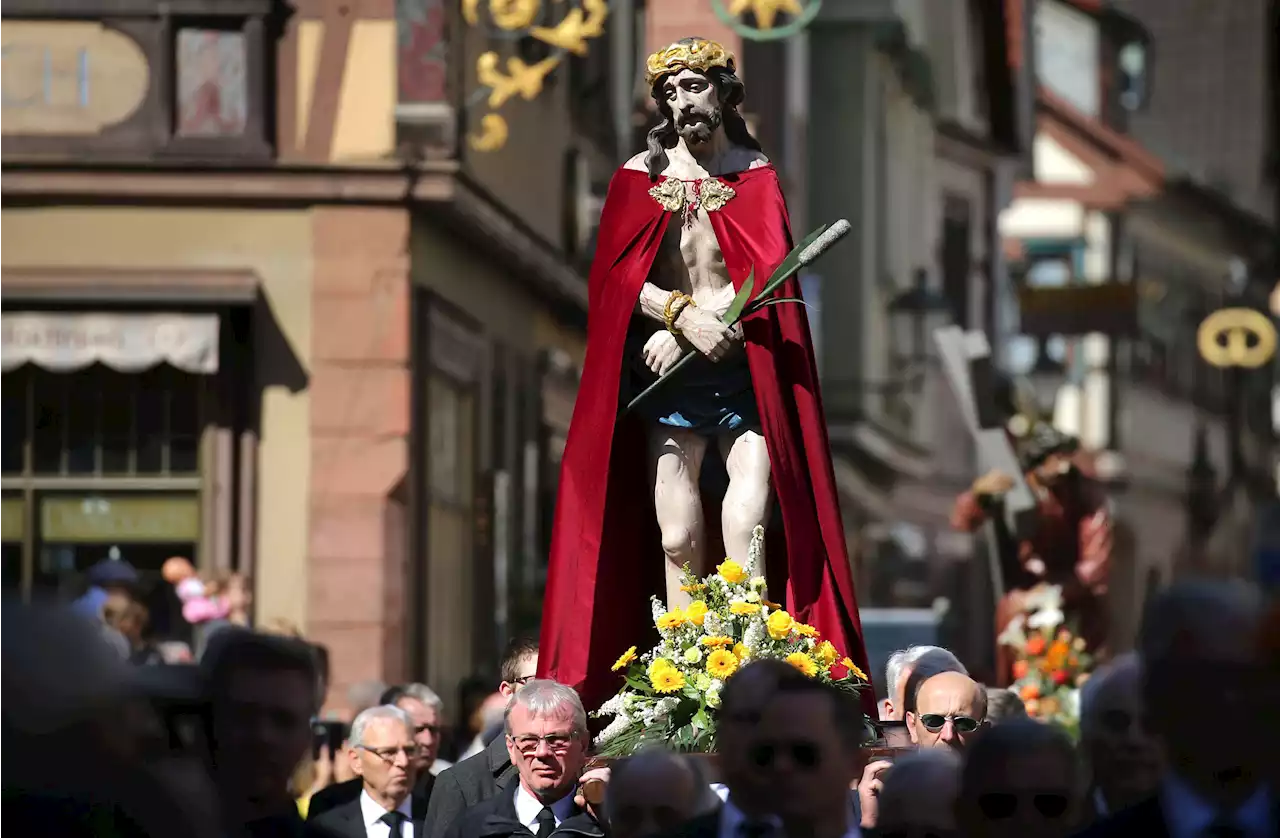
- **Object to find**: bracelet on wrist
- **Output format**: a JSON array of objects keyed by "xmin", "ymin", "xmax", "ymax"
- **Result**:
[{"xmin": 663, "ymin": 291, "xmax": 696, "ymax": 334}]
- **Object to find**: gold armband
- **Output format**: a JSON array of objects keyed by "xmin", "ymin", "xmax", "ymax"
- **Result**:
[{"xmin": 663, "ymin": 291, "xmax": 696, "ymax": 334}]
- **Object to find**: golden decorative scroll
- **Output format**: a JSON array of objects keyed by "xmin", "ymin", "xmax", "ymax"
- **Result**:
[
  {"xmin": 725, "ymin": 0, "xmax": 803, "ymax": 32},
  {"xmin": 464, "ymin": 0, "xmax": 610, "ymax": 151}
]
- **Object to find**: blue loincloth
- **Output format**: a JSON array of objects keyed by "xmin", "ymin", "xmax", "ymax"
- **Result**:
[{"xmin": 623, "ymin": 326, "xmax": 760, "ymax": 434}]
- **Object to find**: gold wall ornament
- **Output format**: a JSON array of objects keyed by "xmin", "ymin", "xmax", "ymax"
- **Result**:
[
  {"xmin": 529, "ymin": 0, "xmax": 608, "ymax": 55},
  {"xmin": 725, "ymin": 0, "xmax": 803, "ymax": 31},
  {"xmin": 463, "ymin": 0, "xmax": 610, "ymax": 151},
  {"xmin": 1197, "ymin": 307, "xmax": 1278, "ymax": 369},
  {"xmin": 645, "ymin": 38, "xmax": 736, "ymax": 86},
  {"xmin": 476, "ymin": 51, "xmax": 561, "ymax": 108},
  {"xmin": 469, "ymin": 113, "xmax": 510, "ymax": 151}
]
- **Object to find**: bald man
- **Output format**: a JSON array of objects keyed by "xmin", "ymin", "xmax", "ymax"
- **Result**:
[{"xmin": 904, "ymin": 670, "xmax": 988, "ymax": 753}]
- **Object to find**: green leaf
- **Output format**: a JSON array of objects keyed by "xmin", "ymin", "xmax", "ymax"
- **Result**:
[
  {"xmin": 745, "ymin": 297, "xmax": 811, "ymax": 314},
  {"xmin": 723, "ymin": 267, "xmax": 756, "ymax": 325}
]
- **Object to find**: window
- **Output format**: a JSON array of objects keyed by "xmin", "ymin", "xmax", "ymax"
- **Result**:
[
  {"xmin": 7, "ymin": 366, "xmax": 203, "ymax": 477},
  {"xmin": 176, "ymin": 28, "xmax": 248, "ymax": 137}
]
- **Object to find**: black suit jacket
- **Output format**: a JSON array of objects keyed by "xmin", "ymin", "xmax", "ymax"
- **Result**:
[
  {"xmin": 1072, "ymin": 792, "xmax": 1280, "ymax": 838},
  {"xmin": 424, "ymin": 735, "xmax": 519, "ymax": 838},
  {"xmin": 442, "ymin": 784, "xmax": 603, "ymax": 838},
  {"xmin": 304, "ymin": 794, "xmax": 426, "ymax": 838},
  {"xmin": 664, "ymin": 811, "xmax": 721, "ymax": 838},
  {"xmin": 310, "ymin": 775, "xmax": 434, "ymax": 823}
]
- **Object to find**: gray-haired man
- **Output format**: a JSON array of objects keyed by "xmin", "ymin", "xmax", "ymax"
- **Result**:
[
  {"xmin": 310, "ymin": 683, "xmax": 443, "ymax": 822},
  {"xmin": 443, "ymin": 680, "xmax": 602, "ymax": 838},
  {"xmin": 306, "ymin": 704, "xmax": 422, "ymax": 838}
]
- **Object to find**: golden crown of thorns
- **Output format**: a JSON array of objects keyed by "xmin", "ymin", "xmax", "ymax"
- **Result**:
[{"xmin": 644, "ymin": 38, "xmax": 736, "ymax": 87}]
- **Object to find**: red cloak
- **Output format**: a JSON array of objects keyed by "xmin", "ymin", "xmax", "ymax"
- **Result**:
[{"xmin": 537, "ymin": 164, "xmax": 875, "ymax": 717}]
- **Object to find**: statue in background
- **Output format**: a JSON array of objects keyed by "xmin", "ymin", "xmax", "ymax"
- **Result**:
[
  {"xmin": 537, "ymin": 37, "xmax": 872, "ymax": 714},
  {"xmin": 951, "ymin": 421, "xmax": 1113, "ymax": 685}
]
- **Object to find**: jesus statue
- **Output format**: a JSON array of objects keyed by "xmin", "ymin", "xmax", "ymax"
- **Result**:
[{"xmin": 537, "ymin": 38, "xmax": 873, "ymax": 714}]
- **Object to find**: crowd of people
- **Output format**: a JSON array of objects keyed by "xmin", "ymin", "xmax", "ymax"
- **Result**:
[{"xmin": 3, "ymin": 576, "xmax": 1276, "ymax": 838}]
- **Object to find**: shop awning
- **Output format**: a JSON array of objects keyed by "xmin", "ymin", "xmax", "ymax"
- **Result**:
[{"xmin": 1, "ymin": 312, "xmax": 220, "ymax": 374}]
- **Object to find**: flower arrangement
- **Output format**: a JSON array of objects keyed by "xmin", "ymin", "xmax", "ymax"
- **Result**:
[
  {"xmin": 592, "ymin": 525, "xmax": 871, "ymax": 756},
  {"xmin": 998, "ymin": 584, "xmax": 1094, "ymax": 732}
]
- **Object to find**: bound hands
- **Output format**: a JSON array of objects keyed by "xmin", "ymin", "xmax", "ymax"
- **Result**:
[{"xmin": 675, "ymin": 304, "xmax": 742, "ymax": 362}]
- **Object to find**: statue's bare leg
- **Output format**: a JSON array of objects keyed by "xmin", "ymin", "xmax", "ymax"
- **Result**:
[
  {"xmin": 650, "ymin": 428, "xmax": 709, "ymax": 609},
  {"xmin": 721, "ymin": 428, "xmax": 772, "ymax": 568}
]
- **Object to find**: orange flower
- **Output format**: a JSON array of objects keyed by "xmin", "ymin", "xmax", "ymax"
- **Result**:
[
  {"xmin": 1025, "ymin": 635, "xmax": 1047, "ymax": 656},
  {"xmin": 1019, "ymin": 683, "xmax": 1041, "ymax": 701},
  {"xmin": 1011, "ymin": 660, "xmax": 1030, "ymax": 680}
]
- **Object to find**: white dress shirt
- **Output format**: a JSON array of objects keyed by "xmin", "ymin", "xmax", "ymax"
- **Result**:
[
  {"xmin": 513, "ymin": 784, "xmax": 576, "ymax": 833},
  {"xmin": 360, "ymin": 789, "xmax": 414, "ymax": 838},
  {"xmin": 1159, "ymin": 775, "xmax": 1273, "ymax": 838}
]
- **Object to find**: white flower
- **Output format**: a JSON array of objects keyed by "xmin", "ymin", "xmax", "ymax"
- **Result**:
[
  {"xmin": 598, "ymin": 694, "xmax": 626, "ymax": 716},
  {"xmin": 744, "ymin": 622, "xmax": 765, "ymax": 651},
  {"xmin": 997, "ymin": 614, "xmax": 1027, "ymax": 647},
  {"xmin": 749, "ymin": 576, "xmax": 767, "ymax": 589},
  {"xmin": 1023, "ymin": 584, "xmax": 1063, "ymax": 612},
  {"xmin": 705, "ymin": 680, "xmax": 723, "ymax": 708},
  {"xmin": 651, "ymin": 597, "xmax": 667, "ymax": 624},
  {"xmin": 683, "ymin": 646, "xmax": 703, "ymax": 664},
  {"xmin": 594, "ymin": 712, "xmax": 632, "ymax": 746},
  {"xmin": 745, "ymin": 590, "xmax": 761, "ymax": 603},
  {"xmin": 703, "ymin": 613, "xmax": 724, "ymax": 636},
  {"xmin": 1027, "ymin": 607, "xmax": 1065, "ymax": 631},
  {"xmin": 1060, "ymin": 688, "xmax": 1080, "ymax": 721},
  {"xmin": 745, "ymin": 524, "xmax": 765, "ymax": 575},
  {"xmin": 651, "ymin": 697, "xmax": 680, "ymax": 722}
]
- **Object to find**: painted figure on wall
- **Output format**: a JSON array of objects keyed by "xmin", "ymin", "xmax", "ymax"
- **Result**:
[
  {"xmin": 951, "ymin": 422, "xmax": 1113, "ymax": 685},
  {"xmin": 537, "ymin": 37, "xmax": 872, "ymax": 713}
]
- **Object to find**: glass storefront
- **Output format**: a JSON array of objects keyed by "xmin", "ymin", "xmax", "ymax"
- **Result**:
[{"xmin": 1, "ymin": 364, "xmax": 205, "ymax": 639}]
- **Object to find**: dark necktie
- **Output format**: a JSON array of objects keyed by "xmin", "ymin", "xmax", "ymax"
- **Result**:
[
  {"xmin": 381, "ymin": 810, "xmax": 408, "ymax": 837},
  {"xmin": 1204, "ymin": 821, "xmax": 1245, "ymax": 838},
  {"xmin": 536, "ymin": 807, "xmax": 557, "ymax": 838}
]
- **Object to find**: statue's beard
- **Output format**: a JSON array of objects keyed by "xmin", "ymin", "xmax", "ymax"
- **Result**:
[{"xmin": 676, "ymin": 107, "xmax": 722, "ymax": 145}]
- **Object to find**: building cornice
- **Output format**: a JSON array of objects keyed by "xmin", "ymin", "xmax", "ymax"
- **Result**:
[{"xmin": 1, "ymin": 159, "xmax": 589, "ymax": 312}]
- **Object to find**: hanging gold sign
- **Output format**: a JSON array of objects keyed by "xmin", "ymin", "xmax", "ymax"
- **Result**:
[{"xmin": 1197, "ymin": 308, "xmax": 1277, "ymax": 369}]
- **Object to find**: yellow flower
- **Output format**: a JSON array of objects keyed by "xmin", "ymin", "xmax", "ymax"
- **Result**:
[
  {"xmin": 766, "ymin": 610, "xmax": 794, "ymax": 640},
  {"xmin": 733, "ymin": 642, "xmax": 750, "ymax": 660},
  {"xmin": 706, "ymin": 649, "xmax": 740, "ymax": 679},
  {"xmin": 794, "ymin": 623, "xmax": 818, "ymax": 638},
  {"xmin": 701, "ymin": 635, "xmax": 734, "ymax": 647},
  {"xmin": 680, "ymin": 583, "xmax": 706, "ymax": 593},
  {"xmin": 649, "ymin": 657, "xmax": 676, "ymax": 676},
  {"xmin": 840, "ymin": 657, "xmax": 868, "ymax": 681},
  {"xmin": 730, "ymin": 601, "xmax": 761, "ymax": 616},
  {"xmin": 813, "ymin": 640, "xmax": 838, "ymax": 666},
  {"xmin": 685, "ymin": 600, "xmax": 709, "ymax": 626},
  {"xmin": 656, "ymin": 609, "xmax": 687, "ymax": 631},
  {"xmin": 717, "ymin": 559, "xmax": 747, "ymax": 584},
  {"xmin": 650, "ymin": 665, "xmax": 686, "ymax": 694},
  {"xmin": 785, "ymin": 652, "xmax": 819, "ymax": 677},
  {"xmin": 611, "ymin": 646, "xmax": 637, "ymax": 671}
]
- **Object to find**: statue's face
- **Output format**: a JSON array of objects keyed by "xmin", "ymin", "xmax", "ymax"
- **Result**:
[{"xmin": 661, "ymin": 67, "xmax": 722, "ymax": 145}]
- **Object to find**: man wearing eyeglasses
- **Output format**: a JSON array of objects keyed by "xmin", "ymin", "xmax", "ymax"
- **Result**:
[
  {"xmin": 306, "ymin": 705, "xmax": 422, "ymax": 838},
  {"xmin": 902, "ymin": 670, "xmax": 987, "ymax": 753},
  {"xmin": 310, "ymin": 684, "xmax": 443, "ymax": 822},
  {"xmin": 441, "ymin": 680, "xmax": 602, "ymax": 838}
]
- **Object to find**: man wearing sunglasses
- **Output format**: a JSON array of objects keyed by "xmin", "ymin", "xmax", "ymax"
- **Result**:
[
  {"xmin": 747, "ymin": 676, "xmax": 867, "ymax": 838},
  {"xmin": 306, "ymin": 704, "xmax": 423, "ymax": 838},
  {"xmin": 903, "ymin": 671, "xmax": 987, "ymax": 753}
]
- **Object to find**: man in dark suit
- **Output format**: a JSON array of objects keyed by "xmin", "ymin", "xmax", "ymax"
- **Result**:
[
  {"xmin": 311, "ymin": 684, "xmax": 441, "ymax": 822},
  {"xmin": 1074, "ymin": 579, "xmax": 1275, "ymax": 838},
  {"xmin": 443, "ymin": 680, "xmax": 601, "ymax": 838},
  {"xmin": 423, "ymin": 639, "xmax": 540, "ymax": 838},
  {"xmin": 306, "ymin": 705, "xmax": 424, "ymax": 838},
  {"xmin": 666, "ymin": 660, "xmax": 812, "ymax": 838}
]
